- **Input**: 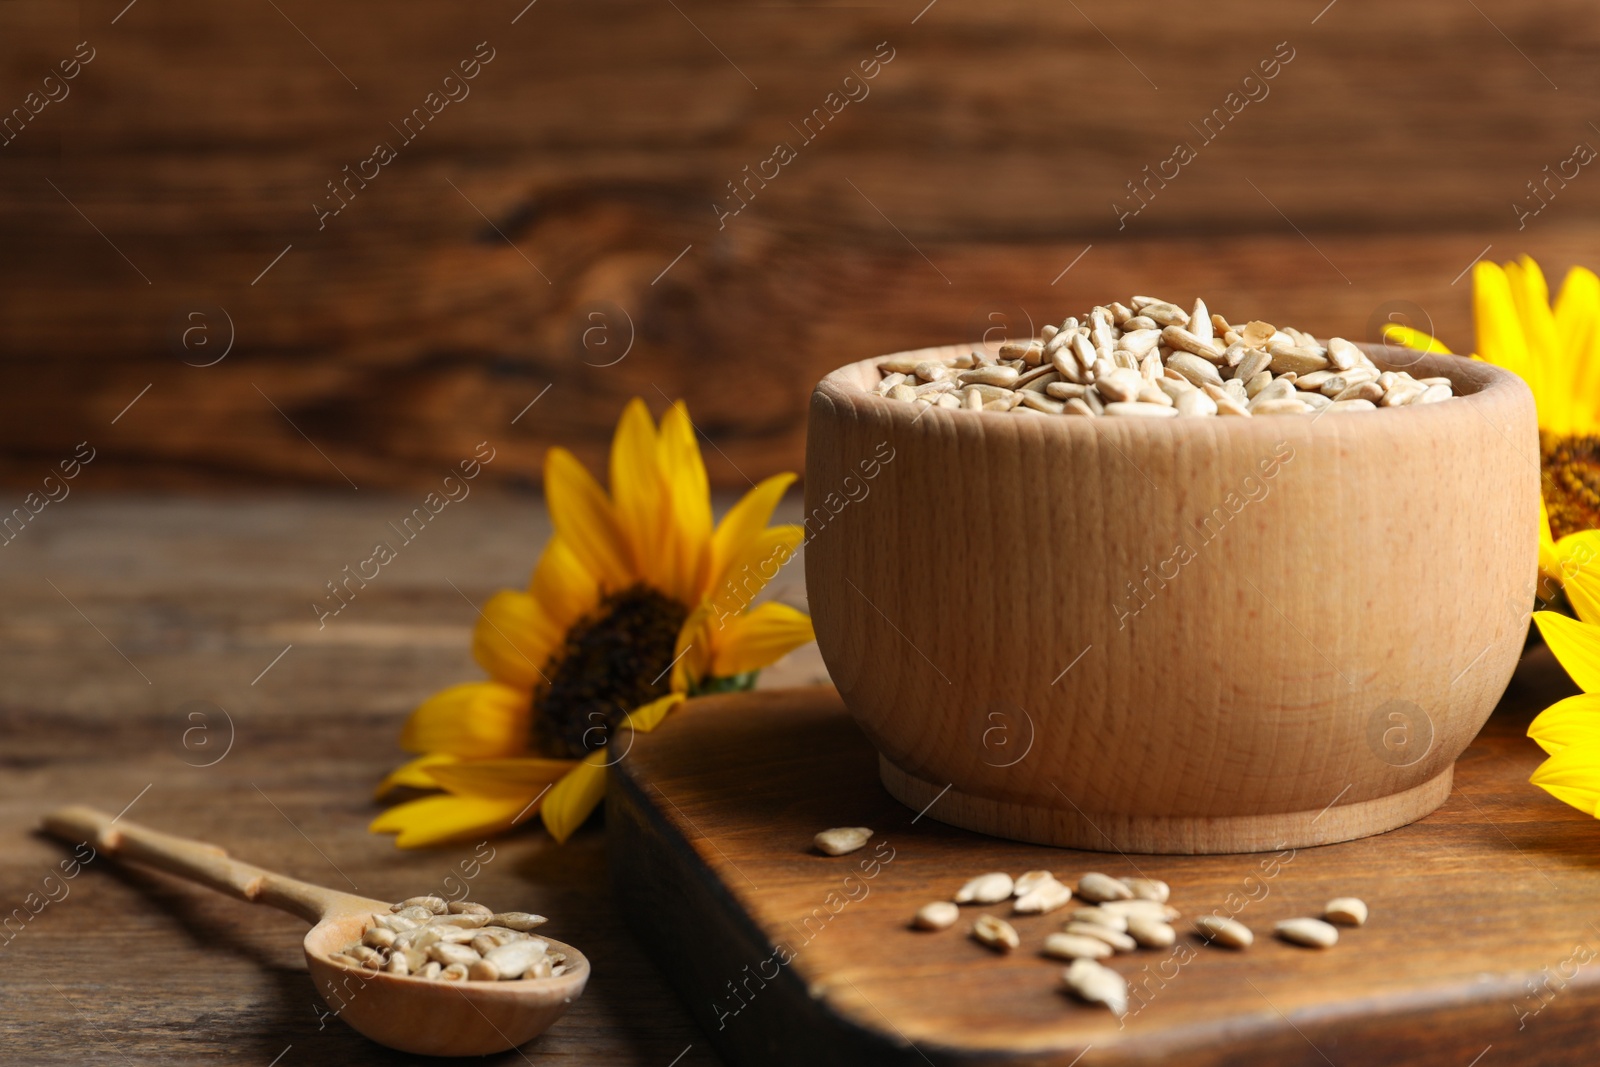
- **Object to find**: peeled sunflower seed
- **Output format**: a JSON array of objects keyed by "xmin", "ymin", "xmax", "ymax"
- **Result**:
[
  {"xmin": 428, "ymin": 942, "xmax": 480, "ymax": 968},
  {"xmin": 1194, "ymin": 915, "xmax": 1253, "ymax": 949},
  {"xmin": 1276, "ymin": 918, "xmax": 1340, "ymax": 949},
  {"xmin": 1120, "ymin": 878, "xmax": 1170, "ymax": 903},
  {"xmin": 348, "ymin": 944, "xmax": 383, "ymax": 968},
  {"xmin": 1068, "ymin": 908, "xmax": 1127, "ymax": 932},
  {"xmin": 1014, "ymin": 875, "xmax": 1075, "ymax": 915},
  {"xmin": 394, "ymin": 896, "xmax": 448, "ymax": 915},
  {"xmin": 362, "ymin": 926, "xmax": 397, "ymax": 950},
  {"xmin": 814, "ymin": 826, "xmax": 873, "ymax": 856},
  {"xmin": 1042, "ymin": 932, "xmax": 1113, "ymax": 960},
  {"xmin": 912, "ymin": 901, "xmax": 960, "ymax": 931},
  {"xmin": 1253, "ymin": 398, "xmax": 1312, "ymax": 415},
  {"xmin": 1063, "ymin": 958, "xmax": 1128, "ymax": 1014},
  {"xmin": 1063, "ymin": 922, "xmax": 1137, "ymax": 953},
  {"xmin": 955, "ymin": 872, "xmax": 1015, "ymax": 904},
  {"xmin": 1076, "ymin": 873, "xmax": 1135, "ymax": 903},
  {"xmin": 972, "ymin": 914, "xmax": 1020, "ymax": 952},
  {"xmin": 337, "ymin": 899, "xmax": 566, "ymax": 983},
  {"xmin": 485, "ymin": 939, "xmax": 549, "ymax": 979},
  {"xmin": 876, "ymin": 297, "xmax": 1450, "ymax": 420},
  {"xmin": 1013, "ymin": 870, "xmax": 1056, "ymax": 897},
  {"xmin": 1100, "ymin": 899, "xmax": 1179, "ymax": 921},
  {"xmin": 1126, "ymin": 916, "xmax": 1177, "ymax": 949},
  {"xmin": 1324, "ymin": 897, "xmax": 1369, "ymax": 926}
]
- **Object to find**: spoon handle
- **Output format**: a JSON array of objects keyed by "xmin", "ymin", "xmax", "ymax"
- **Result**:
[{"xmin": 42, "ymin": 805, "xmax": 384, "ymax": 925}]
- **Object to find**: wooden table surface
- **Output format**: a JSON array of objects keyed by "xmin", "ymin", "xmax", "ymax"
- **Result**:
[{"xmin": 0, "ymin": 494, "xmax": 825, "ymax": 1065}]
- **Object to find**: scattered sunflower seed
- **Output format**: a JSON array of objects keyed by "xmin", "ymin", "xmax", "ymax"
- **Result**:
[
  {"xmin": 1275, "ymin": 918, "xmax": 1340, "ymax": 949},
  {"xmin": 1100, "ymin": 899, "xmax": 1180, "ymax": 921},
  {"xmin": 1013, "ymin": 875, "xmax": 1075, "ymax": 916},
  {"xmin": 1077, "ymin": 872, "xmax": 1135, "ymax": 903},
  {"xmin": 1063, "ymin": 958, "xmax": 1128, "ymax": 1014},
  {"xmin": 1120, "ymin": 878, "xmax": 1170, "ymax": 903},
  {"xmin": 1068, "ymin": 908, "xmax": 1128, "ymax": 932},
  {"xmin": 955, "ymin": 872, "xmax": 1015, "ymax": 905},
  {"xmin": 1042, "ymin": 932, "xmax": 1113, "ymax": 960},
  {"xmin": 972, "ymin": 914, "xmax": 1020, "ymax": 952},
  {"xmin": 1323, "ymin": 897, "xmax": 1369, "ymax": 926},
  {"xmin": 913, "ymin": 901, "xmax": 960, "ymax": 931},
  {"xmin": 1194, "ymin": 915, "xmax": 1253, "ymax": 949},
  {"xmin": 1012, "ymin": 870, "xmax": 1055, "ymax": 897},
  {"xmin": 814, "ymin": 827, "xmax": 873, "ymax": 856},
  {"xmin": 1125, "ymin": 916, "xmax": 1177, "ymax": 949},
  {"xmin": 1063, "ymin": 922, "xmax": 1137, "ymax": 953}
]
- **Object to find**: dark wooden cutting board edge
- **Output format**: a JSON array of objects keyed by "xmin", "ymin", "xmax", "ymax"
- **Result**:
[{"xmin": 607, "ymin": 677, "xmax": 1600, "ymax": 1066}]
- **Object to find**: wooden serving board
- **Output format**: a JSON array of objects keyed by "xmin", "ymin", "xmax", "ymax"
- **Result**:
[{"xmin": 608, "ymin": 659, "xmax": 1600, "ymax": 1067}]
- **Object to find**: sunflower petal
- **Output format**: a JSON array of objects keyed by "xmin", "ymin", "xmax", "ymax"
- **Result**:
[
  {"xmin": 1528, "ymin": 693, "xmax": 1600, "ymax": 756},
  {"xmin": 1512, "ymin": 256, "xmax": 1563, "ymax": 432},
  {"xmin": 1551, "ymin": 531, "xmax": 1600, "ymax": 624},
  {"xmin": 545, "ymin": 447, "xmax": 634, "ymax": 592},
  {"xmin": 1533, "ymin": 611, "xmax": 1600, "ymax": 692},
  {"xmin": 423, "ymin": 757, "xmax": 576, "ymax": 800},
  {"xmin": 624, "ymin": 692, "xmax": 685, "ymax": 734},
  {"xmin": 529, "ymin": 536, "xmax": 600, "ymax": 636},
  {"xmin": 1538, "ymin": 497, "xmax": 1561, "ymax": 591},
  {"xmin": 540, "ymin": 750, "xmax": 609, "ymax": 843},
  {"xmin": 400, "ymin": 682, "xmax": 530, "ymax": 758},
  {"xmin": 1529, "ymin": 746, "xmax": 1600, "ymax": 817},
  {"xmin": 658, "ymin": 402, "xmax": 713, "ymax": 603},
  {"xmin": 672, "ymin": 606, "xmax": 716, "ymax": 694},
  {"xmin": 711, "ymin": 601, "xmax": 817, "ymax": 677},
  {"xmin": 1556, "ymin": 266, "xmax": 1600, "ymax": 436},
  {"xmin": 609, "ymin": 399, "xmax": 667, "ymax": 591},
  {"xmin": 707, "ymin": 473, "xmax": 797, "ymax": 600},
  {"xmin": 370, "ymin": 793, "xmax": 535, "ymax": 849},
  {"xmin": 1381, "ymin": 324, "xmax": 1452, "ymax": 355},
  {"xmin": 374, "ymin": 753, "xmax": 459, "ymax": 800},
  {"xmin": 1475, "ymin": 261, "xmax": 1535, "ymax": 405},
  {"xmin": 471, "ymin": 590, "xmax": 561, "ymax": 690},
  {"xmin": 709, "ymin": 524, "xmax": 804, "ymax": 621}
]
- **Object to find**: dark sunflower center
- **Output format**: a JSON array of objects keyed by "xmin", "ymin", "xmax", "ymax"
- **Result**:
[
  {"xmin": 531, "ymin": 583, "xmax": 688, "ymax": 759},
  {"xmin": 1541, "ymin": 431, "xmax": 1600, "ymax": 542}
]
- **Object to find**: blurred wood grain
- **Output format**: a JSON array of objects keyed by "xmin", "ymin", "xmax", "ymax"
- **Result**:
[{"xmin": 1, "ymin": 0, "xmax": 1596, "ymax": 488}]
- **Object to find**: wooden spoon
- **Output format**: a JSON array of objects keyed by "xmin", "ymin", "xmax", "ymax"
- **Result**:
[{"xmin": 41, "ymin": 805, "xmax": 589, "ymax": 1057}]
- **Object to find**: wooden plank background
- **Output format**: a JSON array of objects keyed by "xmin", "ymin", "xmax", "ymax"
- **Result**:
[{"xmin": 2, "ymin": 0, "xmax": 1597, "ymax": 488}]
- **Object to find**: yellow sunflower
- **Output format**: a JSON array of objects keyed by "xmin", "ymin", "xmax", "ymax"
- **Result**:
[
  {"xmin": 1529, "ymin": 571, "xmax": 1600, "ymax": 817},
  {"xmin": 1386, "ymin": 255, "xmax": 1600, "ymax": 596},
  {"xmin": 370, "ymin": 399, "xmax": 815, "ymax": 848}
]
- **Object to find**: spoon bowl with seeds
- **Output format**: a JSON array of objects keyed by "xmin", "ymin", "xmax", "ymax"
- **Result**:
[{"xmin": 42, "ymin": 806, "xmax": 589, "ymax": 1057}]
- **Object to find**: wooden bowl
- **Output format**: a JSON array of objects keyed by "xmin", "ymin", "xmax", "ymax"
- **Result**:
[{"xmin": 804, "ymin": 343, "xmax": 1539, "ymax": 853}]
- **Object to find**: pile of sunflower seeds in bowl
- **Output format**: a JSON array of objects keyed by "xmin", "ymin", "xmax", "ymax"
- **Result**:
[
  {"xmin": 875, "ymin": 295, "xmax": 1455, "ymax": 417},
  {"xmin": 330, "ymin": 896, "xmax": 567, "ymax": 982}
]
